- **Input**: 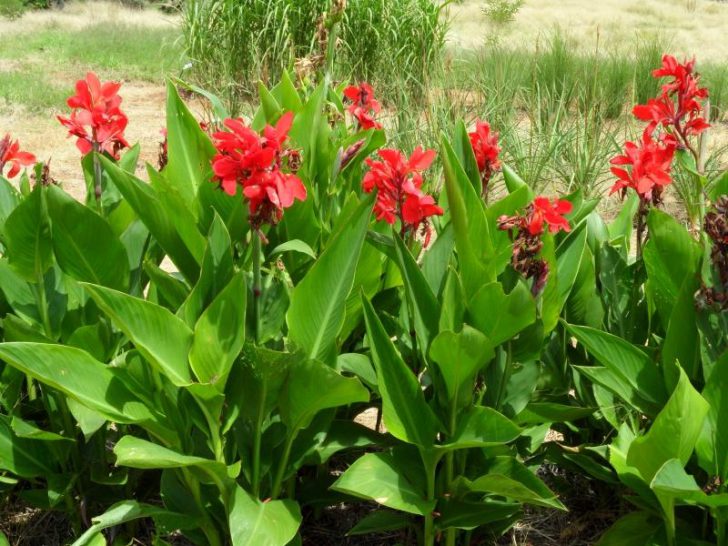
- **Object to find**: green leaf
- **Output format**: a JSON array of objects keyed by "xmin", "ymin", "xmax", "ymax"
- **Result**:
[
  {"xmin": 114, "ymin": 436, "xmax": 228, "ymax": 485},
  {"xmin": 46, "ymin": 185, "xmax": 129, "ymax": 290},
  {"xmin": 0, "ymin": 414, "xmax": 56, "ymax": 478},
  {"xmin": 228, "ymin": 485, "xmax": 301, "ymax": 546},
  {"xmin": 0, "ymin": 343, "xmax": 154, "ymax": 425},
  {"xmin": 627, "ymin": 369, "xmax": 709, "ymax": 482},
  {"xmin": 84, "ymin": 284, "xmax": 193, "ymax": 387},
  {"xmin": 643, "ymin": 209, "xmax": 701, "ymax": 327},
  {"xmin": 457, "ymin": 457, "xmax": 565, "ymax": 510},
  {"xmin": 362, "ymin": 296, "xmax": 438, "ymax": 448},
  {"xmin": 72, "ymin": 501, "xmax": 189, "ymax": 546},
  {"xmin": 335, "ymin": 353, "xmax": 378, "ymax": 392},
  {"xmin": 441, "ymin": 133, "xmax": 492, "ymax": 297},
  {"xmin": 429, "ymin": 326, "xmax": 493, "ymax": 410},
  {"xmin": 348, "ymin": 510, "xmax": 411, "ymax": 536},
  {"xmin": 331, "ymin": 452, "xmax": 435, "ymax": 516},
  {"xmin": 270, "ymin": 239, "xmax": 317, "ymax": 260},
  {"xmin": 165, "ymin": 80, "xmax": 216, "ymax": 202},
  {"xmin": 4, "ymin": 184, "xmax": 52, "ymax": 282},
  {"xmin": 502, "ymin": 164, "xmax": 533, "ymax": 198},
  {"xmin": 438, "ymin": 406, "xmax": 521, "ymax": 452},
  {"xmin": 595, "ymin": 512, "xmax": 663, "ymax": 546},
  {"xmin": 696, "ymin": 353, "xmax": 728, "ymax": 480},
  {"xmin": 567, "ymin": 324, "xmax": 667, "ymax": 416},
  {"xmin": 287, "ymin": 196, "xmax": 373, "ymax": 363},
  {"xmin": 280, "ymin": 359, "xmax": 369, "ymax": 433},
  {"xmin": 608, "ymin": 193, "xmax": 639, "ymax": 250},
  {"xmin": 468, "ymin": 282, "xmax": 536, "ymax": 347},
  {"xmin": 100, "ymin": 157, "xmax": 200, "ymax": 282},
  {"xmin": 436, "ymin": 498, "xmax": 520, "ymax": 531},
  {"xmin": 392, "ymin": 232, "xmax": 440, "ymax": 355},
  {"xmin": 516, "ymin": 403, "xmax": 595, "ymax": 425},
  {"xmin": 189, "ymin": 270, "xmax": 246, "ymax": 389}
]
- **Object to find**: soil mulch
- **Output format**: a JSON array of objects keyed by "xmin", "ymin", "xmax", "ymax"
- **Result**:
[{"xmin": 1, "ymin": 464, "xmax": 624, "ymax": 546}]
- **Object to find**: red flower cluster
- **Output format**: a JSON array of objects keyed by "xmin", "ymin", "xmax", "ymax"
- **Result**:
[
  {"xmin": 610, "ymin": 130, "xmax": 676, "ymax": 201},
  {"xmin": 633, "ymin": 55, "xmax": 709, "ymax": 141},
  {"xmin": 211, "ymin": 112, "xmax": 306, "ymax": 230},
  {"xmin": 57, "ymin": 72, "xmax": 129, "ymax": 159},
  {"xmin": 611, "ymin": 55, "xmax": 709, "ymax": 201},
  {"xmin": 498, "ymin": 196, "xmax": 572, "ymax": 296},
  {"xmin": 343, "ymin": 82, "xmax": 382, "ymax": 130},
  {"xmin": 469, "ymin": 120, "xmax": 501, "ymax": 191},
  {"xmin": 0, "ymin": 134, "xmax": 36, "ymax": 179},
  {"xmin": 362, "ymin": 147, "xmax": 443, "ymax": 245}
]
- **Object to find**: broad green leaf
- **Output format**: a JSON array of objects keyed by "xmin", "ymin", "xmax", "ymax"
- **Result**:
[
  {"xmin": 516, "ymin": 403, "xmax": 595, "ymax": 425},
  {"xmin": 84, "ymin": 284, "xmax": 193, "ymax": 387},
  {"xmin": 287, "ymin": 196, "xmax": 373, "ymax": 363},
  {"xmin": 4, "ymin": 184, "xmax": 52, "ymax": 282},
  {"xmin": 441, "ymin": 133, "xmax": 491, "ymax": 297},
  {"xmin": 392, "ymin": 232, "xmax": 440, "ymax": 354},
  {"xmin": 454, "ymin": 120, "xmax": 482, "ymax": 192},
  {"xmin": 348, "ymin": 510, "xmax": 411, "ymax": 536},
  {"xmin": 362, "ymin": 296, "xmax": 438, "ymax": 447},
  {"xmin": 0, "ymin": 343, "xmax": 154, "ymax": 425},
  {"xmin": 189, "ymin": 270, "xmax": 246, "ymax": 389},
  {"xmin": 148, "ymin": 166, "xmax": 206, "ymax": 263},
  {"xmin": 429, "ymin": 326, "xmax": 493, "ymax": 410},
  {"xmin": 438, "ymin": 267, "xmax": 465, "ymax": 333},
  {"xmin": 627, "ymin": 370, "xmax": 709, "ymax": 482},
  {"xmin": 335, "ymin": 353, "xmax": 378, "ymax": 392},
  {"xmin": 100, "ymin": 157, "xmax": 200, "ymax": 282},
  {"xmin": 0, "ymin": 176, "xmax": 20, "ymax": 235},
  {"xmin": 643, "ymin": 209, "xmax": 701, "ymax": 328},
  {"xmin": 421, "ymin": 223, "xmax": 455, "ymax": 295},
  {"xmin": 114, "ymin": 436, "xmax": 228, "ymax": 485},
  {"xmin": 608, "ymin": 193, "xmax": 639, "ymax": 250},
  {"xmin": 46, "ymin": 185, "xmax": 129, "ymax": 289},
  {"xmin": 72, "ymin": 501, "xmax": 189, "ymax": 546},
  {"xmin": 144, "ymin": 261, "xmax": 189, "ymax": 310},
  {"xmin": 438, "ymin": 406, "xmax": 521, "ymax": 452},
  {"xmin": 457, "ymin": 457, "xmax": 565, "ymax": 510},
  {"xmin": 696, "ymin": 353, "xmax": 728, "ymax": 480},
  {"xmin": 332, "ymin": 452, "xmax": 435, "ymax": 516},
  {"xmin": 468, "ymin": 282, "xmax": 536, "ymax": 347},
  {"xmin": 567, "ymin": 324, "xmax": 667, "ymax": 415},
  {"xmin": 0, "ymin": 259, "xmax": 41, "ymax": 324},
  {"xmin": 280, "ymin": 359, "xmax": 369, "ymax": 433},
  {"xmin": 595, "ymin": 512, "xmax": 663, "ymax": 546},
  {"xmin": 0, "ymin": 414, "xmax": 56, "ymax": 478},
  {"xmin": 502, "ymin": 164, "xmax": 533, "ymax": 198},
  {"xmin": 436, "ymin": 498, "xmax": 520, "ymax": 531},
  {"xmin": 228, "ymin": 485, "xmax": 301, "ymax": 546},
  {"xmin": 270, "ymin": 239, "xmax": 316, "ymax": 260},
  {"xmin": 165, "ymin": 80, "xmax": 216, "ymax": 202},
  {"xmin": 662, "ymin": 276, "xmax": 700, "ymax": 389}
]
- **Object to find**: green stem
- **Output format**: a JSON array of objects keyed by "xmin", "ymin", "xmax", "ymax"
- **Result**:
[
  {"xmin": 423, "ymin": 461, "xmax": 436, "ymax": 546},
  {"xmin": 182, "ymin": 469, "xmax": 223, "ymax": 546},
  {"xmin": 35, "ymin": 271, "xmax": 52, "ymax": 338},
  {"xmin": 445, "ymin": 403, "xmax": 458, "ymax": 546},
  {"xmin": 252, "ymin": 232, "xmax": 262, "ymax": 345},
  {"xmin": 271, "ymin": 432, "xmax": 297, "ymax": 499},
  {"xmin": 717, "ymin": 513, "xmax": 727, "ymax": 546},
  {"xmin": 494, "ymin": 342, "xmax": 512, "ymax": 412},
  {"xmin": 92, "ymin": 145, "xmax": 103, "ymax": 215},
  {"xmin": 251, "ymin": 404, "xmax": 264, "ymax": 498}
]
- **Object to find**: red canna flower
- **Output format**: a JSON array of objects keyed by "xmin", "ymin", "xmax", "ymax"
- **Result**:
[
  {"xmin": 57, "ymin": 72, "xmax": 129, "ymax": 159},
  {"xmin": 497, "ymin": 195, "xmax": 571, "ymax": 295},
  {"xmin": 0, "ymin": 134, "xmax": 36, "ymax": 179},
  {"xmin": 610, "ymin": 129, "xmax": 677, "ymax": 201},
  {"xmin": 632, "ymin": 55, "xmax": 708, "ymax": 158},
  {"xmin": 469, "ymin": 120, "xmax": 501, "ymax": 192},
  {"xmin": 528, "ymin": 196, "xmax": 573, "ymax": 236},
  {"xmin": 362, "ymin": 146, "xmax": 442, "ymax": 245},
  {"xmin": 211, "ymin": 112, "xmax": 306, "ymax": 230},
  {"xmin": 343, "ymin": 82, "xmax": 382, "ymax": 130}
]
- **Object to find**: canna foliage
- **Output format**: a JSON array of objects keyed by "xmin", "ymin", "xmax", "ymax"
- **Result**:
[{"xmin": 0, "ymin": 54, "xmax": 727, "ymax": 546}]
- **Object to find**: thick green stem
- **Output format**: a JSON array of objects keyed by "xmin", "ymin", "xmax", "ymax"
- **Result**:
[
  {"xmin": 494, "ymin": 342, "xmax": 512, "ymax": 412},
  {"xmin": 182, "ymin": 469, "xmax": 222, "ymax": 546},
  {"xmin": 444, "ymin": 403, "xmax": 458, "ymax": 546},
  {"xmin": 423, "ymin": 464, "xmax": 436, "ymax": 546},
  {"xmin": 252, "ymin": 232, "xmax": 262, "ymax": 345},
  {"xmin": 92, "ymin": 145, "xmax": 103, "ymax": 215},
  {"xmin": 251, "ymin": 408, "xmax": 264, "ymax": 498},
  {"xmin": 716, "ymin": 513, "xmax": 727, "ymax": 546},
  {"xmin": 271, "ymin": 433, "xmax": 296, "ymax": 499}
]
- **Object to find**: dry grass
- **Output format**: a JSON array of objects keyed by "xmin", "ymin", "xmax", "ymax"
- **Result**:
[
  {"xmin": 0, "ymin": 0, "xmax": 177, "ymax": 36},
  {"xmin": 449, "ymin": 0, "xmax": 728, "ymax": 62}
]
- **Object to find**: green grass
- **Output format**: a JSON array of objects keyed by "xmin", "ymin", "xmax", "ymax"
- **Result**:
[{"xmin": 0, "ymin": 21, "xmax": 182, "ymax": 111}]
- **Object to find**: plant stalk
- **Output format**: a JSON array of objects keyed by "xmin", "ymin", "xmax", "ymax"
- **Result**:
[
  {"xmin": 271, "ymin": 432, "xmax": 297, "ymax": 499},
  {"xmin": 92, "ymin": 144, "xmax": 103, "ymax": 215},
  {"xmin": 252, "ymin": 232, "xmax": 262, "ymax": 344}
]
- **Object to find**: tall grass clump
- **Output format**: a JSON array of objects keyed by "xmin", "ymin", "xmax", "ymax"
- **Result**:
[{"xmin": 183, "ymin": 0, "xmax": 448, "ymax": 114}]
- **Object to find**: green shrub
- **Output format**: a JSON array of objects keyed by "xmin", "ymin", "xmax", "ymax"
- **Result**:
[
  {"xmin": 0, "ymin": 0, "xmax": 26, "ymax": 18},
  {"xmin": 482, "ymin": 0, "xmax": 524, "ymax": 23}
]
